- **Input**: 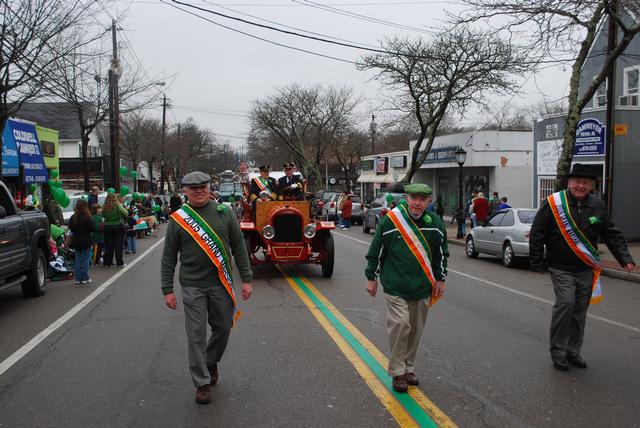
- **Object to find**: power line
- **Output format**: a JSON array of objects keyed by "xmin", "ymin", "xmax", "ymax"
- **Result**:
[
  {"xmin": 292, "ymin": 0, "xmax": 435, "ymax": 35},
  {"xmin": 162, "ymin": 0, "xmax": 356, "ymax": 63},
  {"xmin": 173, "ymin": 105, "xmax": 249, "ymax": 117}
]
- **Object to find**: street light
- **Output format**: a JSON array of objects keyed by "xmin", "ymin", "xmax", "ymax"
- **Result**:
[{"xmin": 455, "ymin": 147, "xmax": 467, "ymax": 239}]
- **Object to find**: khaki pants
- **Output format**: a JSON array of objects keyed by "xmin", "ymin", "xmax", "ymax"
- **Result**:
[{"xmin": 384, "ymin": 294, "xmax": 429, "ymax": 377}]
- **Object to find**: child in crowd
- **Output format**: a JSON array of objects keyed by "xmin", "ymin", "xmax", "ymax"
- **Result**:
[
  {"xmin": 125, "ymin": 209, "xmax": 137, "ymax": 254},
  {"xmin": 91, "ymin": 204, "xmax": 104, "ymax": 266}
]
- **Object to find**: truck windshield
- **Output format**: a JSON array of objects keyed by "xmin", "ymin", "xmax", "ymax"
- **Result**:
[{"xmin": 219, "ymin": 183, "xmax": 235, "ymax": 196}]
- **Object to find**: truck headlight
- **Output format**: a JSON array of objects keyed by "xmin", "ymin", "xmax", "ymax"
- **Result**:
[
  {"xmin": 303, "ymin": 223, "xmax": 316, "ymax": 239},
  {"xmin": 262, "ymin": 225, "xmax": 275, "ymax": 240}
]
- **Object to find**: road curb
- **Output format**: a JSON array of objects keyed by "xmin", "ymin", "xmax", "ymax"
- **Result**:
[{"xmin": 446, "ymin": 238, "xmax": 640, "ymax": 284}]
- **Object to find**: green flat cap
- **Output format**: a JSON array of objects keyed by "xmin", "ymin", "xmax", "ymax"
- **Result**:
[
  {"xmin": 404, "ymin": 183, "xmax": 432, "ymax": 196},
  {"xmin": 182, "ymin": 171, "xmax": 211, "ymax": 187}
]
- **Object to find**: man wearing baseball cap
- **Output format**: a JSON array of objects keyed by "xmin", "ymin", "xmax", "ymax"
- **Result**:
[{"xmin": 364, "ymin": 183, "xmax": 448, "ymax": 392}]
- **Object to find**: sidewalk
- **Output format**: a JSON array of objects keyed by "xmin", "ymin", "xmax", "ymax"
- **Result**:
[{"xmin": 442, "ymin": 216, "xmax": 640, "ymax": 284}]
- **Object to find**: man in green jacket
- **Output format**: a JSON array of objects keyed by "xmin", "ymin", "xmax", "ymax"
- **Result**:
[
  {"xmin": 161, "ymin": 171, "xmax": 253, "ymax": 404},
  {"xmin": 365, "ymin": 183, "xmax": 448, "ymax": 393}
]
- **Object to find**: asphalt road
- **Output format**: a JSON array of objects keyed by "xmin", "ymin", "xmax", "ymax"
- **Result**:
[{"xmin": 1, "ymin": 226, "xmax": 639, "ymax": 427}]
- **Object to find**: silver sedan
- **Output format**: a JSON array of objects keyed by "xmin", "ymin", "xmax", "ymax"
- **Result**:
[{"xmin": 465, "ymin": 208, "xmax": 537, "ymax": 267}]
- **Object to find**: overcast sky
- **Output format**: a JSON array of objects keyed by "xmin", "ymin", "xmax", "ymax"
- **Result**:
[{"xmin": 109, "ymin": 0, "xmax": 571, "ymax": 149}]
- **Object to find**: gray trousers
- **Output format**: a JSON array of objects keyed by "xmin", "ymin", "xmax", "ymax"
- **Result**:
[
  {"xmin": 181, "ymin": 286, "xmax": 234, "ymax": 387},
  {"xmin": 384, "ymin": 294, "xmax": 429, "ymax": 377},
  {"xmin": 548, "ymin": 268, "xmax": 594, "ymax": 359}
]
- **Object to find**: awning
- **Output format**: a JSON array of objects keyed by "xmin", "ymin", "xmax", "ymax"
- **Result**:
[
  {"xmin": 6, "ymin": 119, "xmax": 49, "ymax": 183},
  {"xmin": 357, "ymin": 171, "xmax": 402, "ymax": 184},
  {"xmin": 1, "ymin": 121, "xmax": 20, "ymax": 177}
]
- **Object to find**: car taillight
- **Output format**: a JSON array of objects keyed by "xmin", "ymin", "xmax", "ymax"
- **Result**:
[
  {"xmin": 523, "ymin": 231, "xmax": 530, "ymax": 240},
  {"xmin": 381, "ymin": 208, "xmax": 388, "ymax": 216},
  {"xmin": 330, "ymin": 202, "xmax": 335, "ymax": 208},
  {"xmin": 318, "ymin": 201, "xmax": 324, "ymax": 209}
]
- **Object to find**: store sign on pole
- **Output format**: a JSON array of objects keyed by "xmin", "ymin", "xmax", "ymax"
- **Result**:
[{"xmin": 574, "ymin": 118, "xmax": 605, "ymax": 156}]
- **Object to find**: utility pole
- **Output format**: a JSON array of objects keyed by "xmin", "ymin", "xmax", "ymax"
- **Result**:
[
  {"xmin": 604, "ymin": 2, "xmax": 617, "ymax": 212},
  {"xmin": 369, "ymin": 114, "xmax": 377, "ymax": 154},
  {"xmin": 108, "ymin": 19, "xmax": 121, "ymax": 190},
  {"xmin": 160, "ymin": 94, "xmax": 167, "ymax": 194}
]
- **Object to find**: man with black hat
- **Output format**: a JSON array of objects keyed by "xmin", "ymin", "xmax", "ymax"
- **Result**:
[
  {"xmin": 530, "ymin": 163, "xmax": 635, "ymax": 371},
  {"xmin": 364, "ymin": 183, "xmax": 448, "ymax": 393},
  {"xmin": 277, "ymin": 162, "xmax": 304, "ymax": 200},
  {"xmin": 249, "ymin": 165, "xmax": 277, "ymax": 202},
  {"xmin": 161, "ymin": 171, "xmax": 253, "ymax": 404}
]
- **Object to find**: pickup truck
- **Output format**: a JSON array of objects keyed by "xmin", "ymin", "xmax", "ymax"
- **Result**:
[{"xmin": 0, "ymin": 181, "xmax": 50, "ymax": 297}]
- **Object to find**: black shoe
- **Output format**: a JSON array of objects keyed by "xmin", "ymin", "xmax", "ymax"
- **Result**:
[
  {"xmin": 567, "ymin": 354, "xmax": 588, "ymax": 368},
  {"xmin": 552, "ymin": 357, "xmax": 569, "ymax": 371}
]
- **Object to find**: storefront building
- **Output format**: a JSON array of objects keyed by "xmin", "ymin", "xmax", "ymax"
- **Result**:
[
  {"xmin": 357, "ymin": 151, "xmax": 408, "ymax": 204},
  {"xmin": 533, "ymin": 17, "xmax": 640, "ymax": 239},
  {"xmin": 413, "ymin": 130, "xmax": 533, "ymax": 216}
]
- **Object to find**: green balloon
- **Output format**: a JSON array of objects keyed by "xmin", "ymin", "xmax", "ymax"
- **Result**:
[
  {"xmin": 52, "ymin": 187, "xmax": 65, "ymax": 202},
  {"xmin": 107, "ymin": 187, "xmax": 116, "ymax": 194},
  {"xmin": 132, "ymin": 192, "xmax": 139, "ymax": 200},
  {"xmin": 120, "ymin": 185, "xmax": 129, "ymax": 195},
  {"xmin": 399, "ymin": 199, "xmax": 408, "ymax": 207},
  {"xmin": 152, "ymin": 205, "xmax": 161, "ymax": 212},
  {"xmin": 59, "ymin": 195, "xmax": 70, "ymax": 208},
  {"xmin": 50, "ymin": 169, "xmax": 59, "ymax": 178},
  {"xmin": 28, "ymin": 183, "xmax": 37, "ymax": 193},
  {"xmin": 130, "ymin": 171, "xmax": 138, "ymax": 179},
  {"xmin": 119, "ymin": 166, "xmax": 128, "ymax": 176},
  {"xmin": 385, "ymin": 194, "xmax": 394, "ymax": 204},
  {"xmin": 47, "ymin": 179, "xmax": 57, "ymax": 188}
]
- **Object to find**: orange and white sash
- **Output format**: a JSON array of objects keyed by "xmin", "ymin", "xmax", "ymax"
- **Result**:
[
  {"xmin": 253, "ymin": 176, "xmax": 269, "ymax": 192},
  {"xmin": 548, "ymin": 191, "xmax": 602, "ymax": 304},
  {"xmin": 171, "ymin": 204, "xmax": 242, "ymax": 322},
  {"xmin": 386, "ymin": 205, "xmax": 440, "ymax": 306}
]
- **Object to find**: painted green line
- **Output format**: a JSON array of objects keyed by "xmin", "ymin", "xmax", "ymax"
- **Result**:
[{"xmin": 287, "ymin": 270, "xmax": 438, "ymax": 428}]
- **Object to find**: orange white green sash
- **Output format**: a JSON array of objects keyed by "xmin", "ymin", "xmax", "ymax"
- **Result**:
[
  {"xmin": 548, "ymin": 191, "xmax": 602, "ymax": 304},
  {"xmin": 253, "ymin": 176, "xmax": 270, "ymax": 192},
  {"xmin": 386, "ymin": 205, "xmax": 440, "ymax": 306},
  {"xmin": 170, "ymin": 204, "xmax": 242, "ymax": 322}
]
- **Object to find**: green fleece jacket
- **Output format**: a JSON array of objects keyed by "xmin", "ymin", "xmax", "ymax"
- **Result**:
[
  {"xmin": 365, "ymin": 209, "xmax": 449, "ymax": 301},
  {"xmin": 161, "ymin": 201, "xmax": 253, "ymax": 295}
]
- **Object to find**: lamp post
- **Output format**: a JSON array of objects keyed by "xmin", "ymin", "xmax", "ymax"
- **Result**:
[{"xmin": 455, "ymin": 147, "xmax": 467, "ymax": 239}]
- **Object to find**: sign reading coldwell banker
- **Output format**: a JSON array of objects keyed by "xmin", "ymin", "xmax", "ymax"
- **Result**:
[
  {"xmin": 574, "ymin": 118, "xmax": 605, "ymax": 157},
  {"xmin": 9, "ymin": 119, "xmax": 48, "ymax": 183}
]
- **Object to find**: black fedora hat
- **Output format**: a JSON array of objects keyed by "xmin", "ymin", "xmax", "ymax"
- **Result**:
[{"xmin": 568, "ymin": 163, "xmax": 599, "ymax": 179}]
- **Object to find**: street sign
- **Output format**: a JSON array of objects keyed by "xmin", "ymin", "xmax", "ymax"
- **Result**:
[
  {"xmin": 239, "ymin": 161, "xmax": 248, "ymax": 173},
  {"xmin": 574, "ymin": 118, "xmax": 605, "ymax": 156}
]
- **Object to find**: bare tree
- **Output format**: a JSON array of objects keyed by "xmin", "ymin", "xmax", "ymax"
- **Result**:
[
  {"xmin": 249, "ymin": 83, "xmax": 360, "ymax": 187},
  {"xmin": 328, "ymin": 129, "xmax": 368, "ymax": 192},
  {"xmin": 45, "ymin": 31, "xmax": 165, "ymax": 191},
  {"xmin": 454, "ymin": 0, "xmax": 640, "ymax": 189},
  {"xmin": 0, "ymin": 0, "xmax": 99, "ymax": 178},
  {"xmin": 165, "ymin": 118, "xmax": 212, "ymax": 190},
  {"xmin": 359, "ymin": 28, "xmax": 526, "ymax": 182}
]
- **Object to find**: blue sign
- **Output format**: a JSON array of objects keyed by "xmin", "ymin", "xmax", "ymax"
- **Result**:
[
  {"xmin": 574, "ymin": 118, "xmax": 605, "ymax": 157},
  {"xmin": 424, "ymin": 146, "xmax": 458, "ymax": 164},
  {"xmin": 1, "ymin": 122, "xmax": 20, "ymax": 176},
  {"xmin": 5, "ymin": 119, "xmax": 49, "ymax": 183}
]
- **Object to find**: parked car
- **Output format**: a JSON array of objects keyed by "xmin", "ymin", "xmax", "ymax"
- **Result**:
[
  {"xmin": 465, "ymin": 208, "xmax": 537, "ymax": 267},
  {"xmin": 218, "ymin": 181, "xmax": 242, "ymax": 203},
  {"xmin": 362, "ymin": 191, "xmax": 405, "ymax": 234},
  {"xmin": 322, "ymin": 194, "xmax": 363, "ymax": 225},
  {"xmin": 0, "ymin": 181, "xmax": 50, "ymax": 297},
  {"xmin": 312, "ymin": 190, "xmax": 338, "ymax": 217}
]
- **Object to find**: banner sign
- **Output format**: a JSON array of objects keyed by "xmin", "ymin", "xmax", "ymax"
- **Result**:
[
  {"xmin": 574, "ymin": 118, "xmax": 605, "ymax": 157},
  {"xmin": 1, "ymin": 122, "xmax": 19, "ymax": 177}
]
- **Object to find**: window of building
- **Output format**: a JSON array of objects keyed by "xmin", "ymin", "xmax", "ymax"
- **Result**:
[
  {"xmin": 593, "ymin": 77, "xmax": 607, "ymax": 108},
  {"xmin": 538, "ymin": 177, "xmax": 556, "ymax": 205},
  {"xmin": 621, "ymin": 66, "xmax": 640, "ymax": 106}
]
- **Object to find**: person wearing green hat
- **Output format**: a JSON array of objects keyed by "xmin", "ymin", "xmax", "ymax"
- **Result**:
[{"xmin": 364, "ymin": 182, "xmax": 448, "ymax": 393}]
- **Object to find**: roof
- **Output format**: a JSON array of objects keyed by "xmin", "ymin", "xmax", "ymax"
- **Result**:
[{"xmin": 14, "ymin": 102, "xmax": 94, "ymax": 140}]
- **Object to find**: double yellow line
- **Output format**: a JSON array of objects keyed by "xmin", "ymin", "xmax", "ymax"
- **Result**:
[{"xmin": 279, "ymin": 266, "xmax": 457, "ymax": 428}]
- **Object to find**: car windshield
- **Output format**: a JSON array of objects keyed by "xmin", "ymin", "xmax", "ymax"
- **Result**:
[
  {"xmin": 219, "ymin": 183, "xmax": 235, "ymax": 195},
  {"xmin": 517, "ymin": 210, "xmax": 537, "ymax": 224},
  {"xmin": 350, "ymin": 196, "xmax": 361, "ymax": 203},
  {"xmin": 322, "ymin": 192, "xmax": 338, "ymax": 201}
]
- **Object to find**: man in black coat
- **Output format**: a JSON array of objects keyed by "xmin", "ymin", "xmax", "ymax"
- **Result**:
[
  {"xmin": 249, "ymin": 165, "xmax": 277, "ymax": 202},
  {"xmin": 277, "ymin": 163, "xmax": 304, "ymax": 200},
  {"xmin": 529, "ymin": 163, "xmax": 635, "ymax": 371}
]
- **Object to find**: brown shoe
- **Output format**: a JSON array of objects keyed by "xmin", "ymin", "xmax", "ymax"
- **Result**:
[
  {"xmin": 195, "ymin": 385, "xmax": 211, "ymax": 404},
  {"xmin": 208, "ymin": 364, "xmax": 219, "ymax": 385},
  {"xmin": 405, "ymin": 373, "xmax": 419, "ymax": 386},
  {"xmin": 392, "ymin": 375, "xmax": 408, "ymax": 393}
]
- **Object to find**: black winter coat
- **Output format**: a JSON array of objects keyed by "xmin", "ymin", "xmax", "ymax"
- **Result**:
[
  {"xmin": 529, "ymin": 192, "xmax": 633, "ymax": 272},
  {"xmin": 69, "ymin": 213, "xmax": 96, "ymax": 250}
]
